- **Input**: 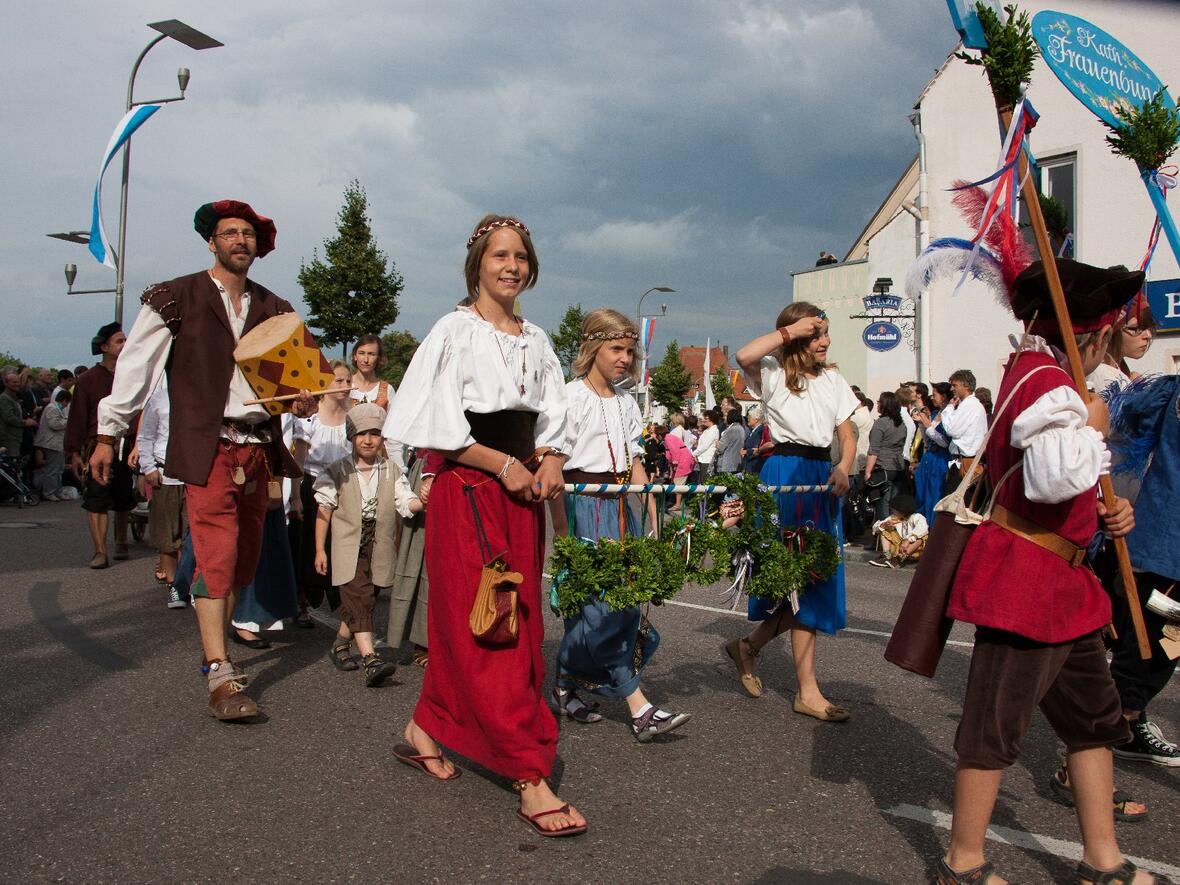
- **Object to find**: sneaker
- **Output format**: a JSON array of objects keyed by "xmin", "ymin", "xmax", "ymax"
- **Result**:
[
  {"xmin": 868, "ymin": 556, "xmax": 895, "ymax": 568},
  {"xmin": 1113, "ymin": 716, "xmax": 1180, "ymax": 767},
  {"xmin": 166, "ymin": 585, "xmax": 188, "ymax": 609}
]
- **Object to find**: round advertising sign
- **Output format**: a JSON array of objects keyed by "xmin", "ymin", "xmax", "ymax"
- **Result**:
[
  {"xmin": 863, "ymin": 322, "xmax": 901, "ymax": 352},
  {"xmin": 1032, "ymin": 10, "xmax": 1174, "ymax": 129}
]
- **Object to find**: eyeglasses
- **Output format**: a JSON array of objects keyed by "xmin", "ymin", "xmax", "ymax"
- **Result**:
[
  {"xmin": 214, "ymin": 228, "xmax": 257, "ymax": 241},
  {"xmin": 1121, "ymin": 326, "xmax": 1152, "ymax": 337}
]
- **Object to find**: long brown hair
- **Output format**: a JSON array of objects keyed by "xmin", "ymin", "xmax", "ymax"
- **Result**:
[{"xmin": 773, "ymin": 301, "xmax": 835, "ymax": 393}]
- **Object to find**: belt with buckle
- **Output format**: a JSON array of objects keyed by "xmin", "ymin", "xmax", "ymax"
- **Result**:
[{"xmin": 989, "ymin": 504, "xmax": 1086, "ymax": 567}]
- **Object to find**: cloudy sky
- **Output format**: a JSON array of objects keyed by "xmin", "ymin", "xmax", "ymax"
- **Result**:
[{"xmin": 2, "ymin": 1, "xmax": 956, "ymax": 367}]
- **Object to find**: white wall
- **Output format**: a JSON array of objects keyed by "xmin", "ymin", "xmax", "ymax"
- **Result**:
[{"xmin": 792, "ymin": 259, "xmax": 869, "ymax": 389}]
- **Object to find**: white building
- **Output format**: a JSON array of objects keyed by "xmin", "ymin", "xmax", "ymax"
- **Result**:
[{"xmin": 794, "ymin": 0, "xmax": 1180, "ymax": 398}]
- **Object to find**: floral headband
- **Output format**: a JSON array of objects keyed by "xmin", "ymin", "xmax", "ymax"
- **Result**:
[
  {"xmin": 582, "ymin": 330, "xmax": 640, "ymax": 342},
  {"xmin": 466, "ymin": 218, "xmax": 531, "ymax": 250}
]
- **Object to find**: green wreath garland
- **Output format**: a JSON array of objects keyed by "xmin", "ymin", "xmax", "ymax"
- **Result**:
[{"xmin": 548, "ymin": 473, "xmax": 840, "ymax": 614}]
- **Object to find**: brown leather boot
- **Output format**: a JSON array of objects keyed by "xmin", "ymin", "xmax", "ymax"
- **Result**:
[{"xmin": 205, "ymin": 660, "xmax": 258, "ymax": 721}]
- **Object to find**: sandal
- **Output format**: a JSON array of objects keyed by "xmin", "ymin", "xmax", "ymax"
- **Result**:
[
  {"xmin": 723, "ymin": 637, "xmax": 763, "ymax": 698},
  {"xmin": 328, "ymin": 641, "xmax": 359, "ymax": 672},
  {"xmin": 392, "ymin": 743, "xmax": 461, "ymax": 780},
  {"xmin": 361, "ymin": 652, "xmax": 396, "ymax": 687},
  {"xmin": 512, "ymin": 777, "xmax": 587, "ymax": 838},
  {"xmin": 935, "ymin": 858, "xmax": 1002, "ymax": 884},
  {"xmin": 551, "ymin": 687, "xmax": 602, "ymax": 724},
  {"xmin": 1049, "ymin": 764, "xmax": 1149, "ymax": 822},
  {"xmin": 1077, "ymin": 859, "xmax": 1173, "ymax": 884},
  {"xmin": 410, "ymin": 649, "xmax": 429, "ymax": 668},
  {"xmin": 631, "ymin": 706, "xmax": 691, "ymax": 743}
]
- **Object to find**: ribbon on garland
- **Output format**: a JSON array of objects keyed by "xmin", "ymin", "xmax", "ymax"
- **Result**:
[
  {"xmin": 947, "ymin": 97, "xmax": 1039, "ymax": 297},
  {"xmin": 1137, "ymin": 165, "xmax": 1179, "ymax": 278},
  {"xmin": 721, "ymin": 548, "xmax": 755, "ymax": 610}
]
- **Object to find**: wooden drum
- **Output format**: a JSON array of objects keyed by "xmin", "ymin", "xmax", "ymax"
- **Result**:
[{"xmin": 234, "ymin": 313, "xmax": 335, "ymax": 415}]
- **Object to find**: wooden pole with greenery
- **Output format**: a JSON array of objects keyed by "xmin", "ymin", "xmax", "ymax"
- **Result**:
[{"xmin": 964, "ymin": 3, "xmax": 1151, "ymax": 658}]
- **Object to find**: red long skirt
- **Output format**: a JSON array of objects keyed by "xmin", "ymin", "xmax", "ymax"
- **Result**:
[{"xmin": 415, "ymin": 464, "xmax": 557, "ymax": 780}]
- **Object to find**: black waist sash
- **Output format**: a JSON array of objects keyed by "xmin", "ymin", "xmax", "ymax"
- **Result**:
[
  {"xmin": 772, "ymin": 441, "xmax": 830, "ymax": 461},
  {"xmin": 464, "ymin": 410, "xmax": 537, "ymax": 462}
]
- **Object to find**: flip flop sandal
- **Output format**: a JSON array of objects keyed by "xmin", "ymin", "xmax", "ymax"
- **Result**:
[
  {"xmin": 328, "ymin": 642, "xmax": 359, "ymax": 672},
  {"xmin": 1049, "ymin": 765, "xmax": 1149, "ymax": 822},
  {"xmin": 392, "ymin": 744, "xmax": 461, "ymax": 781},
  {"xmin": 516, "ymin": 804, "xmax": 587, "ymax": 838},
  {"xmin": 935, "ymin": 858, "xmax": 1003, "ymax": 884}
]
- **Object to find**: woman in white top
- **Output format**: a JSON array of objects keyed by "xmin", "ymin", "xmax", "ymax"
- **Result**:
[
  {"xmin": 725, "ymin": 301, "xmax": 857, "ymax": 722},
  {"xmin": 384, "ymin": 214, "xmax": 585, "ymax": 837},
  {"xmin": 553, "ymin": 308, "xmax": 688, "ymax": 742},
  {"xmin": 350, "ymin": 334, "xmax": 393, "ymax": 408},
  {"xmin": 290, "ymin": 361, "xmax": 353, "ymax": 625}
]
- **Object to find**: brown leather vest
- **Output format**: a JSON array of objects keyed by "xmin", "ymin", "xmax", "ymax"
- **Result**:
[{"xmin": 143, "ymin": 270, "xmax": 301, "ymax": 486}]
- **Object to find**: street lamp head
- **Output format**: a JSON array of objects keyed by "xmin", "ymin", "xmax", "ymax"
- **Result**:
[
  {"xmin": 177, "ymin": 67, "xmax": 190, "ymax": 94},
  {"xmin": 654, "ymin": 286, "xmax": 675, "ymax": 293},
  {"xmin": 147, "ymin": 20, "xmax": 224, "ymax": 51},
  {"xmin": 65, "ymin": 264, "xmax": 77, "ymax": 287}
]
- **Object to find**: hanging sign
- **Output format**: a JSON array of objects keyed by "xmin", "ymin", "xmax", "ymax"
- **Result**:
[
  {"xmin": 863, "ymin": 322, "xmax": 901, "ymax": 352},
  {"xmin": 1031, "ymin": 11, "xmax": 1175, "ymax": 130},
  {"xmin": 945, "ymin": 0, "xmax": 1001, "ymax": 51},
  {"xmin": 1144, "ymin": 279, "xmax": 1180, "ymax": 333},
  {"xmin": 863, "ymin": 294, "xmax": 902, "ymax": 312}
]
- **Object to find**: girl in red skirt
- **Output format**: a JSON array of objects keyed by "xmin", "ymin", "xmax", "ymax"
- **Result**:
[{"xmin": 384, "ymin": 214, "xmax": 585, "ymax": 838}]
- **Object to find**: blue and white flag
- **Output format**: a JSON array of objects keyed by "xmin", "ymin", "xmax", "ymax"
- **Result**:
[{"xmin": 89, "ymin": 104, "xmax": 161, "ymax": 268}]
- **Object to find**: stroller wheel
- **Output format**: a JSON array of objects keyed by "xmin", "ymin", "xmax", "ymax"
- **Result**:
[{"xmin": 20, "ymin": 491, "xmax": 39, "ymax": 508}]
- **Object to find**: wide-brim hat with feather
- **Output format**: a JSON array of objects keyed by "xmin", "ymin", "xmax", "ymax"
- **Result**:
[
  {"xmin": 194, "ymin": 200, "xmax": 276, "ymax": 257},
  {"xmin": 1011, "ymin": 259, "xmax": 1144, "ymax": 336}
]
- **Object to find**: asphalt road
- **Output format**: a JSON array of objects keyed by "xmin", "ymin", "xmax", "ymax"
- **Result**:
[{"xmin": 1, "ymin": 501, "xmax": 1177, "ymax": 884}]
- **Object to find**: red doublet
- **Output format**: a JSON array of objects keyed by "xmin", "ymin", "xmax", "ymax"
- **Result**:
[
  {"xmin": 948, "ymin": 352, "xmax": 1110, "ymax": 643},
  {"xmin": 415, "ymin": 464, "xmax": 557, "ymax": 780}
]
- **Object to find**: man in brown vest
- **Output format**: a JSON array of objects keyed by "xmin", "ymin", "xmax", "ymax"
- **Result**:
[{"xmin": 90, "ymin": 200, "xmax": 312, "ymax": 721}]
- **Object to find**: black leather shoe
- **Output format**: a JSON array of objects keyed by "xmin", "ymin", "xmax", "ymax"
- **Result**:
[{"xmin": 230, "ymin": 630, "xmax": 271, "ymax": 650}]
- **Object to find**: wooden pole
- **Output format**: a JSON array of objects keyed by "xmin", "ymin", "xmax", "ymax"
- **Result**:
[
  {"xmin": 1001, "ymin": 108, "xmax": 1152, "ymax": 660},
  {"xmin": 242, "ymin": 387, "xmax": 357, "ymax": 407}
]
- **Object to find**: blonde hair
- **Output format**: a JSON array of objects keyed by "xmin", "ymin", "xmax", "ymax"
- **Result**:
[
  {"xmin": 570, "ymin": 308, "xmax": 641, "ymax": 382},
  {"xmin": 669, "ymin": 412, "xmax": 685, "ymax": 428},
  {"xmin": 329, "ymin": 359, "xmax": 350, "ymax": 374},
  {"xmin": 773, "ymin": 301, "xmax": 836, "ymax": 393}
]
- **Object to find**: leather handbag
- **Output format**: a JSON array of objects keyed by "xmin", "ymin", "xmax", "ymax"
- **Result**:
[
  {"xmin": 464, "ymin": 483, "xmax": 520, "ymax": 646},
  {"xmin": 884, "ymin": 364, "xmax": 1053, "ymax": 677}
]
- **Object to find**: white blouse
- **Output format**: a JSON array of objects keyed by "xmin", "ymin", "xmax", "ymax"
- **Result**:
[
  {"xmin": 383, "ymin": 306, "xmax": 568, "ymax": 453},
  {"xmin": 350, "ymin": 380, "xmax": 392, "ymax": 405},
  {"xmin": 563, "ymin": 381, "xmax": 644, "ymax": 473},
  {"xmin": 293, "ymin": 414, "xmax": 350, "ymax": 477},
  {"xmin": 743, "ymin": 357, "xmax": 858, "ymax": 448}
]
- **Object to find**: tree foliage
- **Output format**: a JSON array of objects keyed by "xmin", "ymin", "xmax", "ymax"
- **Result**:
[
  {"xmin": 0, "ymin": 350, "xmax": 24, "ymax": 369},
  {"xmin": 649, "ymin": 339, "xmax": 692, "ymax": 413},
  {"xmin": 955, "ymin": 3, "xmax": 1039, "ymax": 110},
  {"xmin": 377, "ymin": 329, "xmax": 420, "ymax": 389},
  {"xmin": 298, "ymin": 180, "xmax": 403, "ymax": 358},
  {"xmin": 710, "ymin": 366, "xmax": 735, "ymax": 405},
  {"xmin": 549, "ymin": 303, "xmax": 585, "ymax": 380}
]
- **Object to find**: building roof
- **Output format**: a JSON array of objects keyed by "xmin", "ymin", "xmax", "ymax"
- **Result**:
[
  {"xmin": 844, "ymin": 156, "xmax": 919, "ymax": 261},
  {"xmin": 678, "ymin": 345, "xmax": 756, "ymax": 402}
]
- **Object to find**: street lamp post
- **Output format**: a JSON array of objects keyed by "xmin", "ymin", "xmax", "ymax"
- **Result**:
[
  {"xmin": 634, "ymin": 286, "xmax": 675, "ymax": 414},
  {"xmin": 50, "ymin": 20, "xmax": 222, "ymax": 324}
]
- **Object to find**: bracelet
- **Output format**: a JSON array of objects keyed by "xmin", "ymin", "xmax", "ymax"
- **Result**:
[
  {"xmin": 497, "ymin": 455, "xmax": 516, "ymax": 480},
  {"xmin": 95, "ymin": 434, "xmax": 117, "ymax": 446},
  {"xmin": 777, "ymin": 326, "xmax": 791, "ymax": 345}
]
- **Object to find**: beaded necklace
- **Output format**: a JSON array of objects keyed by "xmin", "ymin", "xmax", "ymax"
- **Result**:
[
  {"xmin": 585, "ymin": 378, "xmax": 631, "ymax": 483},
  {"xmin": 471, "ymin": 303, "xmax": 527, "ymax": 395}
]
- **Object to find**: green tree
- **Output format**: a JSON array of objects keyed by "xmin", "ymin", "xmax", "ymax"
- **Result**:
[
  {"xmin": 649, "ymin": 339, "xmax": 692, "ymax": 413},
  {"xmin": 377, "ymin": 329, "xmax": 420, "ymax": 389},
  {"xmin": 298, "ymin": 180, "xmax": 404, "ymax": 358},
  {"xmin": 549, "ymin": 303, "xmax": 585, "ymax": 380},
  {"xmin": 0, "ymin": 350, "xmax": 23, "ymax": 368},
  {"xmin": 710, "ymin": 366, "xmax": 734, "ymax": 404}
]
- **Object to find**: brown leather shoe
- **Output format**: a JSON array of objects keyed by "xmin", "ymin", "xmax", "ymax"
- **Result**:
[
  {"xmin": 89, "ymin": 552, "xmax": 109, "ymax": 569},
  {"xmin": 208, "ymin": 678, "xmax": 259, "ymax": 721},
  {"xmin": 723, "ymin": 638, "xmax": 763, "ymax": 698},
  {"xmin": 113, "ymin": 543, "xmax": 129, "ymax": 561}
]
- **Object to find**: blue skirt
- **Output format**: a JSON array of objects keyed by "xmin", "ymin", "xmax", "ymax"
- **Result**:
[
  {"xmin": 913, "ymin": 447, "xmax": 952, "ymax": 526},
  {"xmin": 748, "ymin": 454, "xmax": 846, "ymax": 635},
  {"xmin": 556, "ymin": 494, "xmax": 660, "ymax": 698}
]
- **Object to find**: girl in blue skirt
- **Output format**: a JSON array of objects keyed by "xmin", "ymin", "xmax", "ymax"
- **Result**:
[
  {"xmin": 724, "ymin": 302, "xmax": 857, "ymax": 722},
  {"xmin": 913, "ymin": 382, "xmax": 953, "ymax": 526},
  {"xmin": 555, "ymin": 308, "xmax": 690, "ymax": 743}
]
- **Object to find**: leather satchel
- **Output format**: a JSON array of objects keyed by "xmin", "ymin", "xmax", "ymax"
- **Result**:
[
  {"xmin": 884, "ymin": 363, "xmax": 1053, "ymax": 677},
  {"xmin": 464, "ymin": 482, "xmax": 520, "ymax": 646}
]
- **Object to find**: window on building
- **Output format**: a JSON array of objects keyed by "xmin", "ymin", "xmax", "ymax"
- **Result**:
[{"xmin": 1019, "ymin": 152, "xmax": 1076, "ymax": 259}]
